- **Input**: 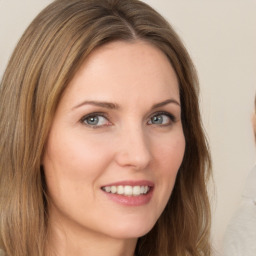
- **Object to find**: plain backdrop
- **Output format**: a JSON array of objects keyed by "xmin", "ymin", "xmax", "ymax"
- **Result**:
[{"xmin": 0, "ymin": 0, "xmax": 256, "ymax": 254}]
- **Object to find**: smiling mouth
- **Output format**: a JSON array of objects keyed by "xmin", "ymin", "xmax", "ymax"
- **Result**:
[{"xmin": 101, "ymin": 185, "xmax": 151, "ymax": 196}]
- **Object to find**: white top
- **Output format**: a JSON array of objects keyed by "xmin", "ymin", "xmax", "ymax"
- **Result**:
[
  {"xmin": 222, "ymin": 165, "xmax": 256, "ymax": 256},
  {"xmin": 243, "ymin": 165, "xmax": 256, "ymax": 201}
]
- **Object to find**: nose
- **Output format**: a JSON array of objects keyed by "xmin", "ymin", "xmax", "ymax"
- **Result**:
[{"xmin": 115, "ymin": 126, "xmax": 151, "ymax": 170}]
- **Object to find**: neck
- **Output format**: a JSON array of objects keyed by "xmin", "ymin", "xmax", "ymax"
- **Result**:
[{"xmin": 46, "ymin": 217, "xmax": 137, "ymax": 256}]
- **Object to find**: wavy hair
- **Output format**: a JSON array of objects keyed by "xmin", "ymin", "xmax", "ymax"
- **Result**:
[{"xmin": 0, "ymin": 0, "xmax": 212, "ymax": 255}]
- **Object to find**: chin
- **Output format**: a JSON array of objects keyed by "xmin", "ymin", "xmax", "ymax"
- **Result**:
[{"xmin": 105, "ymin": 216, "xmax": 157, "ymax": 239}]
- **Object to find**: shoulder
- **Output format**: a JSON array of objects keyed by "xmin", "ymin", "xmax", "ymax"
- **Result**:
[
  {"xmin": 222, "ymin": 200, "xmax": 256, "ymax": 256},
  {"xmin": 243, "ymin": 165, "xmax": 256, "ymax": 200}
]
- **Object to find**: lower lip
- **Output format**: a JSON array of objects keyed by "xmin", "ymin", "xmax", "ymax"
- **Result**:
[{"xmin": 102, "ymin": 188, "xmax": 153, "ymax": 206}]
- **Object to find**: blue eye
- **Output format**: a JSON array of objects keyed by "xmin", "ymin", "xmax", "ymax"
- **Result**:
[
  {"xmin": 148, "ymin": 112, "xmax": 175, "ymax": 125},
  {"xmin": 81, "ymin": 114, "xmax": 110, "ymax": 127}
]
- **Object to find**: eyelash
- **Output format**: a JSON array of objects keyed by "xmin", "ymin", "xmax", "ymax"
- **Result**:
[
  {"xmin": 80, "ymin": 112, "xmax": 110, "ymax": 128},
  {"xmin": 80, "ymin": 111, "xmax": 176, "ymax": 128},
  {"xmin": 148, "ymin": 111, "xmax": 176, "ymax": 126}
]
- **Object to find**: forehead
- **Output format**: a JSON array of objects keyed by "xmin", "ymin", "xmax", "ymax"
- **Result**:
[{"xmin": 61, "ymin": 40, "xmax": 180, "ymax": 107}]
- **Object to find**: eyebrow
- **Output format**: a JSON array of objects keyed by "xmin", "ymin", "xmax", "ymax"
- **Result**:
[
  {"xmin": 73, "ymin": 100, "xmax": 119, "ymax": 110},
  {"xmin": 151, "ymin": 99, "xmax": 180, "ymax": 109},
  {"xmin": 72, "ymin": 98, "xmax": 180, "ymax": 110}
]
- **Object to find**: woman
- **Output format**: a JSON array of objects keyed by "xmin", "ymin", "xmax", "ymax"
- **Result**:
[
  {"xmin": 222, "ymin": 96, "xmax": 256, "ymax": 256},
  {"xmin": 0, "ymin": 0, "xmax": 212, "ymax": 255}
]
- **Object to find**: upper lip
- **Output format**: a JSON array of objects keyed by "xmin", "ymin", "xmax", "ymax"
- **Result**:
[{"xmin": 101, "ymin": 180, "xmax": 154, "ymax": 187}]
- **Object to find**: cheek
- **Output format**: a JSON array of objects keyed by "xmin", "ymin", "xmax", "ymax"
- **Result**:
[
  {"xmin": 44, "ymin": 131, "xmax": 112, "ymax": 174},
  {"xmin": 153, "ymin": 132, "xmax": 185, "ymax": 194},
  {"xmin": 42, "ymin": 133, "xmax": 115, "ymax": 217},
  {"xmin": 42, "ymin": 130, "xmax": 117, "ymax": 201},
  {"xmin": 155, "ymin": 132, "xmax": 185, "ymax": 171}
]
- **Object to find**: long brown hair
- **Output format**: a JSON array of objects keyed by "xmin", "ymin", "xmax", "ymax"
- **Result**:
[{"xmin": 0, "ymin": 0, "xmax": 212, "ymax": 255}]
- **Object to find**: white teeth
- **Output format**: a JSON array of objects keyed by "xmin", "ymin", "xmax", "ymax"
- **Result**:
[
  {"xmin": 117, "ymin": 185, "xmax": 124, "ymax": 194},
  {"xmin": 102, "ymin": 185, "xmax": 150, "ymax": 196},
  {"xmin": 133, "ymin": 186, "xmax": 140, "ymax": 196},
  {"xmin": 124, "ymin": 185, "xmax": 133, "ymax": 195},
  {"xmin": 105, "ymin": 186, "xmax": 111, "ymax": 193},
  {"xmin": 111, "ymin": 186, "xmax": 117, "ymax": 193}
]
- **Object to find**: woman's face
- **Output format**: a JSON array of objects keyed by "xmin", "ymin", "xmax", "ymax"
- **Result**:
[{"xmin": 43, "ymin": 40, "xmax": 185, "ymax": 240}]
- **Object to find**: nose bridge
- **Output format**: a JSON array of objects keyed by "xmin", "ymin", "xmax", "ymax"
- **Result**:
[{"xmin": 116, "ymin": 122, "xmax": 151, "ymax": 169}]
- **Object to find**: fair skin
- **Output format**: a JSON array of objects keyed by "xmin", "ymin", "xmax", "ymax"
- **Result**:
[{"xmin": 43, "ymin": 40, "xmax": 185, "ymax": 256}]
